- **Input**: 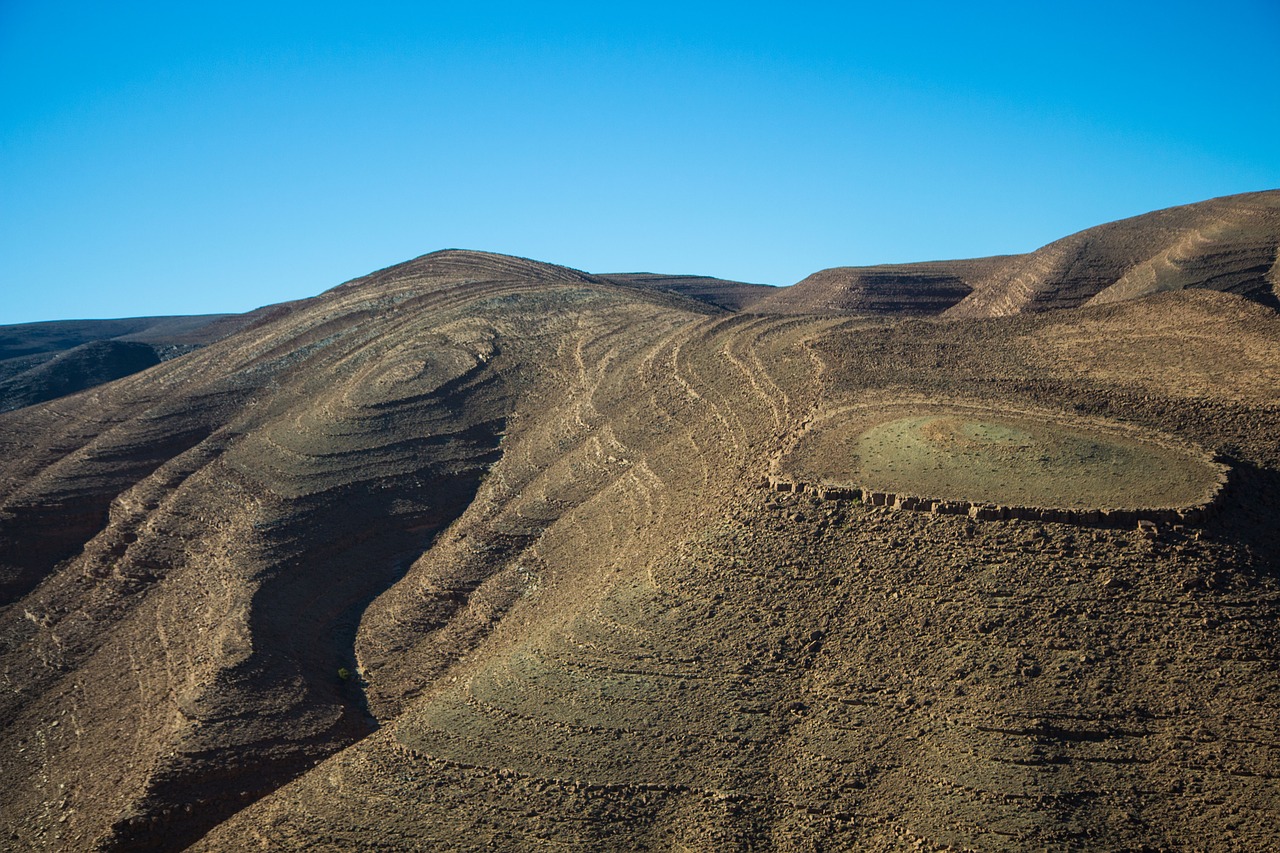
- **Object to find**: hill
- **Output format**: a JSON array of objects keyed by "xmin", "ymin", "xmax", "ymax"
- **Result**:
[
  {"xmin": 948, "ymin": 190, "xmax": 1280, "ymax": 317},
  {"xmin": 0, "ymin": 340, "xmax": 161, "ymax": 412},
  {"xmin": 597, "ymin": 272, "xmax": 777, "ymax": 312},
  {"xmin": 0, "ymin": 312, "xmax": 274, "ymax": 412},
  {"xmin": 753, "ymin": 257, "xmax": 1008, "ymax": 315},
  {"xmin": 1, "ymin": 201, "xmax": 1279, "ymax": 851},
  {"xmin": 756, "ymin": 190, "xmax": 1279, "ymax": 318}
]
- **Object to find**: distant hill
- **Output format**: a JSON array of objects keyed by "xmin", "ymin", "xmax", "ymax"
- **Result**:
[
  {"xmin": 3, "ymin": 204, "xmax": 1280, "ymax": 851},
  {"xmin": 0, "ymin": 309, "xmax": 294, "ymax": 411},
  {"xmin": 5, "ymin": 191, "xmax": 1274, "ymax": 412},
  {"xmin": 0, "ymin": 315, "xmax": 229, "ymax": 363},
  {"xmin": 754, "ymin": 190, "xmax": 1279, "ymax": 318},
  {"xmin": 597, "ymin": 272, "xmax": 777, "ymax": 311},
  {"xmin": 753, "ymin": 256, "xmax": 1009, "ymax": 315},
  {"xmin": 0, "ymin": 340, "xmax": 161, "ymax": 412},
  {"xmin": 947, "ymin": 189, "xmax": 1280, "ymax": 317}
]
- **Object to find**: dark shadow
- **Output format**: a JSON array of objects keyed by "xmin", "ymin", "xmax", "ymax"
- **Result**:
[
  {"xmin": 102, "ymin": 419, "xmax": 506, "ymax": 853},
  {"xmin": 0, "ymin": 424, "xmax": 215, "ymax": 606},
  {"xmin": 1204, "ymin": 457, "xmax": 1280, "ymax": 578}
]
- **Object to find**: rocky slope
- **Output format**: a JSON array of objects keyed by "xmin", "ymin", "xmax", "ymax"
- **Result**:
[
  {"xmin": 947, "ymin": 190, "xmax": 1280, "ymax": 318},
  {"xmin": 0, "ymin": 313, "xmax": 267, "ymax": 412},
  {"xmin": 0, "ymin": 196, "xmax": 1278, "ymax": 851},
  {"xmin": 754, "ymin": 257, "xmax": 1008, "ymax": 315},
  {"xmin": 758, "ymin": 190, "xmax": 1280, "ymax": 319}
]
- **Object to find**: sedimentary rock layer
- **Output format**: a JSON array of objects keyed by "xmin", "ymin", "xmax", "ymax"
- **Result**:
[{"xmin": 0, "ymin": 227, "xmax": 1278, "ymax": 850}]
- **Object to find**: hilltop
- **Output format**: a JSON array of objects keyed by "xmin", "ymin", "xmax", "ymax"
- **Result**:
[
  {"xmin": 1, "ymin": 193, "xmax": 1279, "ymax": 851},
  {"xmin": 761, "ymin": 190, "xmax": 1280, "ymax": 318}
]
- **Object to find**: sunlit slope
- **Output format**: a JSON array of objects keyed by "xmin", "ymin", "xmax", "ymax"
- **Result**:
[
  {"xmin": 756, "ymin": 191, "xmax": 1279, "ymax": 319},
  {"xmin": 947, "ymin": 190, "xmax": 1280, "ymax": 317},
  {"xmin": 198, "ymin": 291, "xmax": 1280, "ymax": 851},
  {"xmin": 0, "ymin": 251, "xmax": 712, "ymax": 851},
  {"xmin": 1, "ymin": 243, "xmax": 1279, "ymax": 851}
]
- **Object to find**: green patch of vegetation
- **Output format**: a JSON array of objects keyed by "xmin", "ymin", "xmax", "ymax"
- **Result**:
[{"xmin": 784, "ymin": 407, "xmax": 1221, "ymax": 510}]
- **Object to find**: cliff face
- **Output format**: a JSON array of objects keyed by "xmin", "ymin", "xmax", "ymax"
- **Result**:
[{"xmin": 1, "ymin": 209, "xmax": 1279, "ymax": 851}]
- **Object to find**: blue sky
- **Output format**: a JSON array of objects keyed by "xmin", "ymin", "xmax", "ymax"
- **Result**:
[{"xmin": 2, "ymin": 1, "xmax": 1278, "ymax": 323}]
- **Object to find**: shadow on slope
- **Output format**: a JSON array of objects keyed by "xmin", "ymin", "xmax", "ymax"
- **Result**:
[{"xmin": 0, "ymin": 340, "xmax": 162, "ymax": 413}]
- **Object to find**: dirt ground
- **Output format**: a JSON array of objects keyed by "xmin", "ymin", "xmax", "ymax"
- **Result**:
[
  {"xmin": 780, "ymin": 405, "xmax": 1222, "ymax": 510},
  {"xmin": 0, "ymin": 193, "xmax": 1278, "ymax": 851}
]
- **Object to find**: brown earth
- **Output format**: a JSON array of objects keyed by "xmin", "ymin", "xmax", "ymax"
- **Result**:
[
  {"xmin": 0, "ymin": 193, "xmax": 1279, "ymax": 852},
  {"xmin": 760, "ymin": 190, "xmax": 1280, "ymax": 318},
  {"xmin": 755, "ymin": 257, "xmax": 1010, "ymax": 316},
  {"xmin": 0, "ymin": 312, "xmax": 273, "ymax": 413}
]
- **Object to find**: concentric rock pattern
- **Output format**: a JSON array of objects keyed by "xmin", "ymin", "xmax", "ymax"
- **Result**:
[{"xmin": 1, "ymin": 192, "xmax": 1279, "ymax": 851}]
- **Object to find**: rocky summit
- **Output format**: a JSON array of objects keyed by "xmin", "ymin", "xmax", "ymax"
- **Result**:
[{"xmin": 2, "ymin": 192, "xmax": 1280, "ymax": 851}]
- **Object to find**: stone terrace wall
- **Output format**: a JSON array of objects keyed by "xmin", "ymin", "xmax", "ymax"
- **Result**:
[{"xmin": 765, "ymin": 465, "xmax": 1231, "ymax": 529}]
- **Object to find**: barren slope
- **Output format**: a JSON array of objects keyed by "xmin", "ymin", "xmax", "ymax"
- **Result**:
[
  {"xmin": 189, "ymin": 288, "xmax": 1280, "ymax": 852},
  {"xmin": 0, "ymin": 251, "xmax": 715, "ymax": 850},
  {"xmin": 756, "ymin": 257, "xmax": 1009, "ymax": 315},
  {"xmin": 947, "ymin": 190, "xmax": 1280, "ymax": 317},
  {"xmin": 758, "ymin": 191, "xmax": 1279, "ymax": 320},
  {"xmin": 0, "ymin": 312, "xmax": 272, "ymax": 412},
  {"xmin": 1, "ymin": 241, "xmax": 1279, "ymax": 851}
]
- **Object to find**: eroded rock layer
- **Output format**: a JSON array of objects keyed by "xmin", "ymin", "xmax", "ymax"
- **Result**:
[
  {"xmin": 761, "ymin": 190, "xmax": 1280, "ymax": 319},
  {"xmin": 947, "ymin": 190, "xmax": 1280, "ymax": 318},
  {"xmin": 0, "ymin": 233, "xmax": 1278, "ymax": 851}
]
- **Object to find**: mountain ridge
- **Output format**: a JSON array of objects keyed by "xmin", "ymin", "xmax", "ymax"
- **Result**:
[
  {"xmin": 760, "ymin": 190, "xmax": 1280, "ymax": 318},
  {"xmin": 4, "ymin": 191, "xmax": 1277, "ymax": 414},
  {"xmin": 1, "ymin": 196, "xmax": 1279, "ymax": 851}
]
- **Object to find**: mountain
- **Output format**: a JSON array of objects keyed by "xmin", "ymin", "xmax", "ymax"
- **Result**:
[
  {"xmin": 758, "ymin": 190, "xmax": 1280, "ymax": 318},
  {"xmin": 0, "ymin": 312, "xmax": 276, "ymax": 412},
  {"xmin": 947, "ymin": 190, "xmax": 1280, "ymax": 317},
  {"xmin": 753, "ymin": 257, "xmax": 1009, "ymax": 315},
  {"xmin": 1, "ymin": 197, "xmax": 1279, "ymax": 851}
]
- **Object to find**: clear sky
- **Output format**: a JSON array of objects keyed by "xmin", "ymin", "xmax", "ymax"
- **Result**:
[{"xmin": 2, "ymin": 1, "xmax": 1278, "ymax": 324}]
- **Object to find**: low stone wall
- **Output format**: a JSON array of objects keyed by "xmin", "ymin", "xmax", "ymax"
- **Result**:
[{"xmin": 765, "ymin": 467, "xmax": 1230, "ymax": 529}]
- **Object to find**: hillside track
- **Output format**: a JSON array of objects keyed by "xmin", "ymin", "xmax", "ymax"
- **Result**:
[
  {"xmin": 0, "ymin": 227, "xmax": 1277, "ymax": 850},
  {"xmin": 198, "ymin": 274, "xmax": 1280, "ymax": 850}
]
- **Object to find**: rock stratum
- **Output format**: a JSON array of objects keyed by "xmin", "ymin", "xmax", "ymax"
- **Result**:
[
  {"xmin": 764, "ymin": 190, "xmax": 1280, "ymax": 317},
  {"xmin": 1, "ymin": 192, "xmax": 1279, "ymax": 851}
]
